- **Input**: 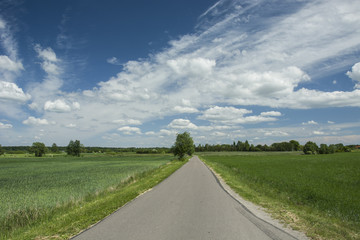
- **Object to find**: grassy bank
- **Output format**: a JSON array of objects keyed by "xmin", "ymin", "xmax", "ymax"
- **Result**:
[
  {"xmin": 0, "ymin": 154, "xmax": 186, "ymax": 239},
  {"xmin": 200, "ymin": 152, "xmax": 360, "ymax": 239}
]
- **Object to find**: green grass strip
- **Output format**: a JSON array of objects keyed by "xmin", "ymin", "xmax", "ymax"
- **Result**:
[{"xmin": 3, "ymin": 159, "xmax": 186, "ymax": 240}]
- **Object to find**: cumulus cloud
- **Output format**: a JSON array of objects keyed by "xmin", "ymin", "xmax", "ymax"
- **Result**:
[
  {"xmin": 0, "ymin": 55, "xmax": 23, "ymax": 72},
  {"xmin": 313, "ymin": 131, "xmax": 325, "ymax": 135},
  {"xmin": 302, "ymin": 120, "xmax": 318, "ymax": 125},
  {"xmin": 0, "ymin": 81, "xmax": 31, "ymax": 102},
  {"xmin": 260, "ymin": 111, "xmax": 282, "ymax": 117},
  {"xmin": 173, "ymin": 106, "xmax": 199, "ymax": 113},
  {"xmin": 198, "ymin": 106, "xmax": 280, "ymax": 124},
  {"xmin": 168, "ymin": 119, "xmax": 198, "ymax": 130},
  {"xmin": 347, "ymin": 62, "xmax": 360, "ymax": 88},
  {"xmin": 23, "ymin": 116, "xmax": 49, "ymax": 126},
  {"xmin": 112, "ymin": 119, "xmax": 142, "ymax": 125},
  {"xmin": 44, "ymin": 99, "xmax": 71, "ymax": 112},
  {"xmin": 0, "ymin": 122, "xmax": 12, "ymax": 129},
  {"xmin": 118, "ymin": 126, "xmax": 141, "ymax": 135},
  {"xmin": 199, "ymin": 106, "xmax": 252, "ymax": 122},
  {"xmin": 167, "ymin": 57, "xmax": 216, "ymax": 78},
  {"xmin": 28, "ymin": 45, "xmax": 64, "ymax": 112}
]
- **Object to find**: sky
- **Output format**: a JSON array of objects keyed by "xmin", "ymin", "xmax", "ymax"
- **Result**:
[{"xmin": 0, "ymin": 0, "xmax": 360, "ymax": 147}]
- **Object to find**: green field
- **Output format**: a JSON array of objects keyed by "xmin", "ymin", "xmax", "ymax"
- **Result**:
[
  {"xmin": 200, "ymin": 152, "xmax": 360, "ymax": 240},
  {"xmin": 0, "ymin": 154, "xmax": 177, "ymax": 238}
]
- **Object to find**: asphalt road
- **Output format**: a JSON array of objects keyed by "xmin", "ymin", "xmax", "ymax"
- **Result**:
[{"xmin": 72, "ymin": 156, "xmax": 301, "ymax": 240}]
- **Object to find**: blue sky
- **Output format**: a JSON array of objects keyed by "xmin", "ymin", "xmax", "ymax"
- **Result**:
[{"xmin": 0, "ymin": 0, "xmax": 360, "ymax": 147}]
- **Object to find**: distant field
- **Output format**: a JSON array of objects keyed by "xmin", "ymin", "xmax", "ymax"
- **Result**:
[
  {"xmin": 200, "ymin": 152, "xmax": 360, "ymax": 239},
  {"xmin": 0, "ymin": 154, "xmax": 173, "ymax": 235}
]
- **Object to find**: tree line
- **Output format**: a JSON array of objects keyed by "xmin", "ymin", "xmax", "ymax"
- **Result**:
[
  {"xmin": 0, "ymin": 142, "xmax": 172, "ymax": 157},
  {"xmin": 195, "ymin": 140, "xmax": 354, "ymax": 154},
  {"xmin": 0, "ymin": 137, "xmax": 357, "ymax": 158}
]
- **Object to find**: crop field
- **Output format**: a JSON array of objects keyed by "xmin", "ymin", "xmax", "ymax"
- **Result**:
[
  {"xmin": 0, "ymin": 154, "xmax": 174, "ymax": 236},
  {"xmin": 200, "ymin": 152, "xmax": 360, "ymax": 239}
]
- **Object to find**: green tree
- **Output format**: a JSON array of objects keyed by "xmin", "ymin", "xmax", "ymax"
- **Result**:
[
  {"xmin": 66, "ymin": 140, "xmax": 81, "ymax": 157},
  {"xmin": 173, "ymin": 132, "xmax": 195, "ymax": 160},
  {"xmin": 319, "ymin": 144, "xmax": 329, "ymax": 154},
  {"xmin": 31, "ymin": 142, "xmax": 46, "ymax": 157},
  {"xmin": 244, "ymin": 140, "xmax": 250, "ymax": 151},
  {"xmin": 0, "ymin": 144, "xmax": 4, "ymax": 155},
  {"xmin": 289, "ymin": 140, "xmax": 300, "ymax": 151},
  {"xmin": 303, "ymin": 141, "xmax": 318, "ymax": 155},
  {"xmin": 51, "ymin": 143, "xmax": 59, "ymax": 153}
]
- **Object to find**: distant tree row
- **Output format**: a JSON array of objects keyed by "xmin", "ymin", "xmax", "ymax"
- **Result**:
[
  {"xmin": 303, "ymin": 141, "xmax": 352, "ymax": 155},
  {"xmin": 195, "ymin": 140, "xmax": 355, "ymax": 154},
  {"xmin": 195, "ymin": 140, "xmax": 301, "ymax": 152}
]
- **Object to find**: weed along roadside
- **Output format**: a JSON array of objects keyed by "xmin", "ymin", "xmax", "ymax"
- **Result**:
[
  {"xmin": 0, "ymin": 155, "xmax": 187, "ymax": 240},
  {"xmin": 199, "ymin": 152, "xmax": 360, "ymax": 240}
]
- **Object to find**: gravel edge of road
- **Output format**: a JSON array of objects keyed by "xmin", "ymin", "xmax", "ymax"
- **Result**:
[{"xmin": 198, "ymin": 156, "xmax": 309, "ymax": 240}]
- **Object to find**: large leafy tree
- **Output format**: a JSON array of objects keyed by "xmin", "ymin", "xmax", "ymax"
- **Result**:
[
  {"xmin": 66, "ymin": 140, "xmax": 81, "ymax": 157},
  {"xmin": 31, "ymin": 142, "xmax": 47, "ymax": 157},
  {"xmin": 173, "ymin": 132, "xmax": 195, "ymax": 160},
  {"xmin": 303, "ymin": 141, "xmax": 318, "ymax": 155},
  {"xmin": 51, "ymin": 143, "xmax": 59, "ymax": 153}
]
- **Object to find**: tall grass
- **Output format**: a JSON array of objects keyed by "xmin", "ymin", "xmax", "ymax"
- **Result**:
[
  {"xmin": 200, "ymin": 152, "xmax": 360, "ymax": 239},
  {"xmin": 0, "ymin": 154, "xmax": 173, "ymax": 235}
]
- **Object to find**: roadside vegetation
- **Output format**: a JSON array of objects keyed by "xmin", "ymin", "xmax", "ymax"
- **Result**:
[
  {"xmin": 200, "ymin": 151, "xmax": 360, "ymax": 239},
  {"xmin": 0, "ymin": 153, "xmax": 185, "ymax": 239}
]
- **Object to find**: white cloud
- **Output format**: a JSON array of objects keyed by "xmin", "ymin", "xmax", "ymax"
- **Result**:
[
  {"xmin": 264, "ymin": 130, "xmax": 289, "ymax": 137},
  {"xmin": 347, "ymin": 62, "xmax": 360, "ymax": 88},
  {"xmin": 328, "ymin": 121, "xmax": 335, "ymax": 124},
  {"xmin": 0, "ymin": 122, "xmax": 12, "ymax": 129},
  {"xmin": 23, "ymin": 116, "xmax": 49, "ymax": 126},
  {"xmin": 199, "ymin": 106, "xmax": 252, "ymax": 122},
  {"xmin": 34, "ymin": 44, "xmax": 58, "ymax": 62},
  {"xmin": 302, "ymin": 120, "xmax": 318, "ymax": 125},
  {"xmin": 260, "ymin": 111, "xmax": 282, "ymax": 117},
  {"xmin": 107, "ymin": 57, "xmax": 122, "ymax": 65},
  {"xmin": 198, "ymin": 106, "xmax": 280, "ymax": 124},
  {"xmin": 168, "ymin": 119, "xmax": 198, "ymax": 130},
  {"xmin": 44, "ymin": 99, "xmax": 71, "ymax": 112},
  {"xmin": 0, "ymin": 55, "xmax": 23, "ymax": 72},
  {"xmin": 0, "ymin": 17, "xmax": 19, "ymax": 61},
  {"xmin": 159, "ymin": 129, "xmax": 175, "ymax": 136},
  {"xmin": 0, "ymin": 81, "xmax": 31, "ymax": 102},
  {"xmin": 112, "ymin": 119, "xmax": 142, "ymax": 125},
  {"xmin": 173, "ymin": 106, "xmax": 198, "ymax": 113},
  {"xmin": 72, "ymin": 102, "xmax": 81, "ymax": 110},
  {"xmin": 313, "ymin": 131, "xmax": 325, "ymax": 135},
  {"xmin": 167, "ymin": 57, "xmax": 216, "ymax": 78},
  {"xmin": 117, "ymin": 126, "xmax": 141, "ymax": 135},
  {"xmin": 28, "ymin": 45, "xmax": 65, "ymax": 112}
]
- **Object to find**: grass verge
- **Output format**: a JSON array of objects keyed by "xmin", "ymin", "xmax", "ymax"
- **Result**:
[
  {"xmin": 199, "ymin": 152, "xmax": 360, "ymax": 240},
  {"xmin": 2, "ymin": 159, "xmax": 186, "ymax": 240}
]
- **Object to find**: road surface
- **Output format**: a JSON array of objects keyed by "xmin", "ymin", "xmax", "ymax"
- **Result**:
[{"xmin": 72, "ymin": 156, "xmax": 304, "ymax": 240}]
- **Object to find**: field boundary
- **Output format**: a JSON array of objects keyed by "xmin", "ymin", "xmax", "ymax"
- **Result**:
[{"xmin": 198, "ymin": 156, "xmax": 308, "ymax": 240}]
